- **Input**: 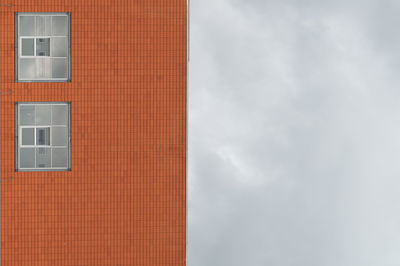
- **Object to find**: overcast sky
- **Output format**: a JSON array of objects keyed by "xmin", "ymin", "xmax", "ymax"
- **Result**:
[{"xmin": 188, "ymin": 0, "xmax": 400, "ymax": 265}]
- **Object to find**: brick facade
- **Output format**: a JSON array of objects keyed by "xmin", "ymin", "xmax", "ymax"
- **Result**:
[{"xmin": 0, "ymin": 0, "xmax": 187, "ymax": 265}]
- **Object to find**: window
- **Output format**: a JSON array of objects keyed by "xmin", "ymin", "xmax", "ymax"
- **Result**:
[
  {"xmin": 16, "ymin": 103, "xmax": 71, "ymax": 171},
  {"xmin": 15, "ymin": 13, "xmax": 70, "ymax": 82}
]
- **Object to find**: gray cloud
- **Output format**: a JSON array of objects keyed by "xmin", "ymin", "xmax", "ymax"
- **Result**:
[{"xmin": 188, "ymin": 0, "xmax": 400, "ymax": 265}]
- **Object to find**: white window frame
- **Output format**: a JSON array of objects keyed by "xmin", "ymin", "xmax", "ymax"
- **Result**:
[
  {"xmin": 15, "ymin": 13, "xmax": 71, "ymax": 82},
  {"xmin": 16, "ymin": 102, "xmax": 71, "ymax": 171}
]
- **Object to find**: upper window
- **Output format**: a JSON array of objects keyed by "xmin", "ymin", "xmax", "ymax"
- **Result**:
[
  {"xmin": 16, "ymin": 102, "xmax": 71, "ymax": 171},
  {"xmin": 15, "ymin": 13, "xmax": 70, "ymax": 82}
]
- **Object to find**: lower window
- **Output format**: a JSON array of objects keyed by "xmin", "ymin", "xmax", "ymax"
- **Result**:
[{"xmin": 16, "ymin": 102, "xmax": 71, "ymax": 171}]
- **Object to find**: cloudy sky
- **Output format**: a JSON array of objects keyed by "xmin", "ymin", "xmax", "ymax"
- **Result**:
[{"xmin": 188, "ymin": 0, "xmax": 400, "ymax": 265}]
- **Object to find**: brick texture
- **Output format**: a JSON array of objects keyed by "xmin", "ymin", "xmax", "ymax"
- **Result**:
[{"xmin": 0, "ymin": 0, "xmax": 187, "ymax": 265}]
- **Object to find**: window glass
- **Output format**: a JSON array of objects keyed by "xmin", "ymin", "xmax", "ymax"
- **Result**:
[
  {"xmin": 20, "ymin": 148, "xmax": 35, "ymax": 168},
  {"xmin": 36, "ymin": 38, "xmax": 50, "ymax": 56},
  {"xmin": 52, "ymin": 16, "xmax": 68, "ymax": 35},
  {"xmin": 19, "ymin": 58, "xmax": 36, "ymax": 80},
  {"xmin": 52, "ymin": 105, "xmax": 68, "ymax": 125},
  {"xmin": 36, "ymin": 105, "xmax": 51, "ymax": 125},
  {"xmin": 36, "ymin": 16, "xmax": 52, "ymax": 36},
  {"xmin": 35, "ymin": 58, "xmax": 52, "ymax": 79},
  {"xmin": 20, "ymin": 16, "xmax": 35, "ymax": 36},
  {"xmin": 36, "ymin": 127, "xmax": 50, "ymax": 146},
  {"xmin": 36, "ymin": 148, "xmax": 51, "ymax": 168},
  {"xmin": 21, "ymin": 128, "xmax": 34, "ymax": 145},
  {"xmin": 52, "ymin": 58, "xmax": 68, "ymax": 79},
  {"xmin": 52, "ymin": 127, "xmax": 68, "ymax": 146},
  {"xmin": 52, "ymin": 148, "xmax": 68, "ymax": 168},
  {"xmin": 21, "ymin": 39, "xmax": 34, "ymax": 56},
  {"xmin": 20, "ymin": 105, "xmax": 35, "ymax": 125},
  {"xmin": 51, "ymin": 37, "xmax": 67, "ymax": 57}
]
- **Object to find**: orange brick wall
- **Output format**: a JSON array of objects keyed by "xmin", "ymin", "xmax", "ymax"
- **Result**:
[{"xmin": 0, "ymin": 0, "xmax": 187, "ymax": 265}]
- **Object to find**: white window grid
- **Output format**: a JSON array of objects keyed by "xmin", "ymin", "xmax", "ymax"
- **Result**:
[
  {"xmin": 17, "ymin": 103, "xmax": 70, "ymax": 170},
  {"xmin": 19, "ymin": 37, "xmax": 67, "ymax": 58},
  {"xmin": 19, "ymin": 125, "xmax": 67, "ymax": 147},
  {"xmin": 17, "ymin": 13, "xmax": 69, "ymax": 81}
]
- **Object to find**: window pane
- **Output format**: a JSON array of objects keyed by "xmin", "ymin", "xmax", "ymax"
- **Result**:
[
  {"xmin": 35, "ymin": 58, "xmax": 51, "ymax": 79},
  {"xmin": 36, "ymin": 127, "xmax": 50, "ymax": 146},
  {"xmin": 21, "ymin": 39, "xmax": 34, "ymax": 56},
  {"xmin": 20, "ymin": 105, "xmax": 35, "ymax": 125},
  {"xmin": 36, "ymin": 148, "xmax": 51, "ymax": 168},
  {"xmin": 36, "ymin": 16, "xmax": 52, "ymax": 36},
  {"xmin": 52, "ymin": 127, "xmax": 67, "ymax": 146},
  {"xmin": 52, "ymin": 16, "xmax": 67, "ymax": 36},
  {"xmin": 52, "ymin": 105, "xmax": 68, "ymax": 125},
  {"xmin": 19, "ymin": 58, "xmax": 36, "ymax": 80},
  {"xmin": 20, "ymin": 16, "xmax": 35, "ymax": 36},
  {"xmin": 36, "ymin": 38, "xmax": 50, "ymax": 56},
  {"xmin": 36, "ymin": 16, "xmax": 44, "ymax": 36},
  {"xmin": 52, "ymin": 148, "xmax": 68, "ymax": 168},
  {"xmin": 36, "ymin": 105, "xmax": 51, "ymax": 125},
  {"xmin": 51, "ymin": 37, "xmax": 67, "ymax": 57},
  {"xmin": 20, "ymin": 148, "xmax": 35, "ymax": 168},
  {"xmin": 52, "ymin": 58, "xmax": 68, "ymax": 78},
  {"xmin": 45, "ymin": 16, "xmax": 52, "ymax": 35},
  {"xmin": 21, "ymin": 128, "xmax": 34, "ymax": 145}
]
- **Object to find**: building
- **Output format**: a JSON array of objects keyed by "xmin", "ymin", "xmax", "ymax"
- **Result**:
[{"xmin": 0, "ymin": 1, "xmax": 187, "ymax": 265}]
